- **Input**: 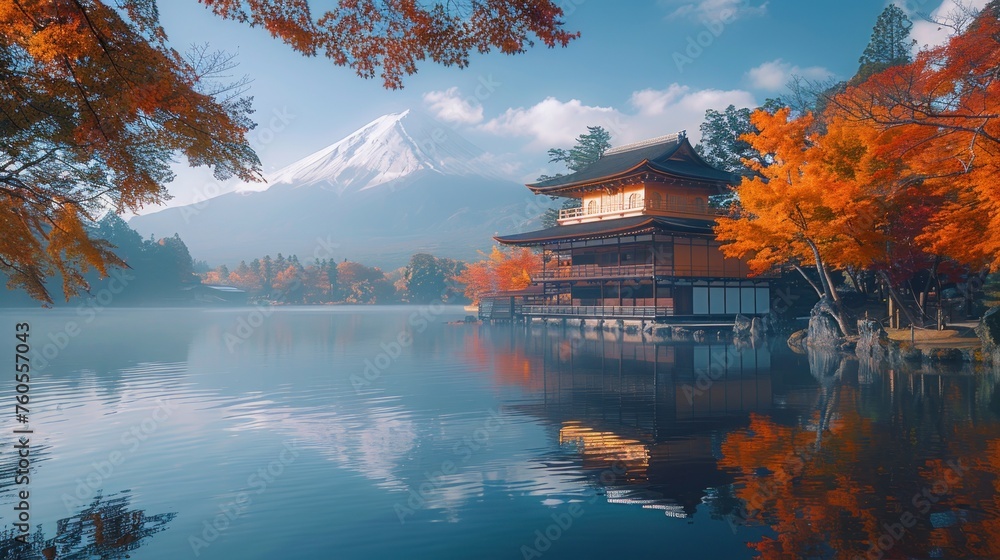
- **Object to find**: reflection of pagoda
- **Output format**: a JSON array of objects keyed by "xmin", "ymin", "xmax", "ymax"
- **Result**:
[
  {"xmin": 486, "ymin": 133, "xmax": 779, "ymax": 325},
  {"xmin": 496, "ymin": 326, "xmax": 808, "ymax": 519}
]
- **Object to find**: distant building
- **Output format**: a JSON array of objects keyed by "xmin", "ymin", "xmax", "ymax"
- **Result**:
[
  {"xmin": 183, "ymin": 284, "xmax": 248, "ymax": 305},
  {"xmin": 487, "ymin": 132, "xmax": 776, "ymax": 325}
]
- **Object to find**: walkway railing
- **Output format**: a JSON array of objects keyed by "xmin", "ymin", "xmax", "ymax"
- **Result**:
[{"xmin": 522, "ymin": 305, "xmax": 674, "ymax": 319}]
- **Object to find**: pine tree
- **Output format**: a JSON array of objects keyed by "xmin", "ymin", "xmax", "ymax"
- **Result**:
[
  {"xmin": 856, "ymin": 5, "xmax": 915, "ymax": 81},
  {"xmin": 546, "ymin": 126, "xmax": 613, "ymax": 173},
  {"xmin": 540, "ymin": 126, "xmax": 613, "ymax": 227}
]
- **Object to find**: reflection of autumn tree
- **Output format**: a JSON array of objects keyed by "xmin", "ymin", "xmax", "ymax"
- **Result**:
[
  {"xmin": 721, "ymin": 364, "xmax": 1000, "ymax": 560},
  {"xmin": 915, "ymin": 404, "xmax": 1000, "ymax": 558},
  {"xmin": 0, "ymin": 492, "xmax": 175, "ymax": 559}
]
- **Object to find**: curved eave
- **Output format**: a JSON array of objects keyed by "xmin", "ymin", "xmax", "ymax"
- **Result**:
[
  {"xmin": 527, "ymin": 161, "xmax": 736, "ymax": 196},
  {"xmin": 494, "ymin": 216, "xmax": 715, "ymax": 247}
]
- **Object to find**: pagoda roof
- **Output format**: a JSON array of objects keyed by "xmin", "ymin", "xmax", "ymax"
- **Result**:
[
  {"xmin": 494, "ymin": 216, "xmax": 715, "ymax": 246},
  {"xmin": 527, "ymin": 134, "xmax": 738, "ymax": 194}
]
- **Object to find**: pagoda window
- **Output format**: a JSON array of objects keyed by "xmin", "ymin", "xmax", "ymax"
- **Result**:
[
  {"xmin": 647, "ymin": 192, "xmax": 662, "ymax": 211},
  {"xmin": 695, "ymin": 197, "xmax": 706, "ymax": 213},
  {"xmin": 587, "ymin": 200, "xmax": 598, "ymax": 214},
  {"xmin": 628, "ymin": 193, "xmax": 640, "ymax": 209}
]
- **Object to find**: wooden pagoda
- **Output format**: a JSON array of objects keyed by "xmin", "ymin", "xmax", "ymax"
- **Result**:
[{"xmin": 486, "ymin": 132, "xmax": 776, "ymax": 326}]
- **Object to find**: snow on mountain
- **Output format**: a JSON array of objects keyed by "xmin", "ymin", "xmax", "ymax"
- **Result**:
[
  {"xmin": 242, "ymin": 109, "xmax": 498, "ymax": 195},
  {"xmin": 129, "ymin": 109, "xmax": 545, "ymax": 267}
]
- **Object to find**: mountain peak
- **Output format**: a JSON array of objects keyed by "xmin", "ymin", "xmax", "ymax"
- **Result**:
[{"xmin": 247, "ymin": 109, "xmax": 496, "ymax": 194}]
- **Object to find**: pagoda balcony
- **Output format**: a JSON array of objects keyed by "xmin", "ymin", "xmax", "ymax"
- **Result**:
[
  {"xmin": 535, "ymin": 264, "xmax": 772, "ymax": 280},
  {"xmin": 537, "ymin": 264, "xmax": 666, "ymax": 280},
  {"xmin": 558, "ymin": 198, "xmax": 725, "ymax": 225}
]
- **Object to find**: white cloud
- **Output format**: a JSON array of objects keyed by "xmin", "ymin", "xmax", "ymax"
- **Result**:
[
  {"xmin": 479, "ymin": 97, "xmax": 619, "ymax": 149},
  {"xmin": 746, "ymin": 59, "xmax": 834, "ymax": 91},
  {"xmin": 908, "ymin": 0, "xmax": 989, "ymax": 51},
  {"xmin": 422, "ymin": 87, "xmax": 484, "ymax": 125},
  {"xmin": 661, "ymin": 0, "xmax": 768, "ymax": 22},
  {"xmin": 479, "ymin": 85, "xmax": 757, "ymax": 151}
]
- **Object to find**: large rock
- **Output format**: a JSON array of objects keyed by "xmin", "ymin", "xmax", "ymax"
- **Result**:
[
  {"xmin": 856, "ymin": 319, "xmax": 888, "ymax": 359},
  {"xmin": 807, "ymin": 298, "xmax": 843, "ymax": 348},
  {"xmin": 733, "ymin": 314, "xmax": 753, "ymax": 338},
  {"xmin": 808, "ymin": 348, "xmax": 846, "ymax": 386},
  {"xmin": 750, "ymin": 317, "xmax": 767, "ymax": 339},
  {"xmin": 977, "ymin": 306, "xmax": 1000, "ymax": 352}
]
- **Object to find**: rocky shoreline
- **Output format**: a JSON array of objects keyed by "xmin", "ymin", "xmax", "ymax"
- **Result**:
[{"xmin": 787, "ymin": 305, "xmax": 1000, "ymax": 368}]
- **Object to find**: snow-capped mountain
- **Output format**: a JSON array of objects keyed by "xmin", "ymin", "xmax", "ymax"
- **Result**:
[
  {"xmin": 246, "ymin": 109, "xmax": 498, "ymax": 194},
  {"xmin": 129, "ymin": 110, "xmax": 542, "ymax": 267}
]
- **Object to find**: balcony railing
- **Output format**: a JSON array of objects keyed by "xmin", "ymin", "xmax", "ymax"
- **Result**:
[
  {"xmin": 536, "ymin": 265, "xmax": 780, "ymax": 279},
  {"xmin": 522, "ymin": 305, "xmax": 675, "ymax": 319},
  {"xmin": 559, "ymin": 198, "xmax": 725, "ymax": 222},
  {"xmin": 536, "ymin": 264, "xmax": 665, "ymax": 279}
]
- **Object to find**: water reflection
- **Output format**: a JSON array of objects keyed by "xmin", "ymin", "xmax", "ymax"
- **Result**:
[
  {"xmin": 0, "ymin": 492, "xmax": 175, "ymax": 559},
  {"xmin": 483, "ymin": 324, "xmax": 1000, "ymax": 559}
]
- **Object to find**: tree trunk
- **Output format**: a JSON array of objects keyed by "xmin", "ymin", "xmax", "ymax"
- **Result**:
[
  {"xmin": 846, "ymin": 267, "xmax": 864, "ymax": 296},
  {"xmin": 918, "ymin": 258, "xmax": 939, "ymax": 320},
  {"xmin": 793, "ymin": 264, "xmax": 824, "ymax": 298},
  {"xmin": 805, "ymin": 239, "xmax": 840, "ymax": 304},
  {"xmin": 879, "ymin": 271, "xmax": 919, "ymax": 327}
]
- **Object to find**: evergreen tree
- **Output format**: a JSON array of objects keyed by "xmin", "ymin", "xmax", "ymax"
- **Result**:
[
  {"xmin": 546, "ymin": 126, "xmax": 612, "ymax": 173},
  {"xmin": 540, "ymin": 126, "xmax": 613, "ymax": 227},
  {"xmin": 856, "ymin": 5, "xmax": 915, "ymax": 82},
  {"xmin": 696, "ymin": 105, "xmax": 763, "ymax": 178},
  {"xmin": 325, "ymin": 259, "xmax": 340, "ymax": 301},
  {"xmin": 404, "ymin": 253, "xmax": 448, "ymax": 303},
  {"xmin": 260, "ymin": 255, "xmax": 274, "ymax": 295}
]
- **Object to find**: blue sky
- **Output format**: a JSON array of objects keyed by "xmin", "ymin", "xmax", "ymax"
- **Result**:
[{"xmin": 146, "ymin": 0, "xmax": 982, "ymax": 211}]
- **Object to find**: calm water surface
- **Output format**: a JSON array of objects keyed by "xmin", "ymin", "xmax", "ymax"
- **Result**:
[{"xmin": 1, "ymin": 306, "xmax": 999, "ymax": 559}]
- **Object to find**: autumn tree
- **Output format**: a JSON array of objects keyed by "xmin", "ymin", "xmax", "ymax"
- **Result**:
[
  {"xmin": 273, "ymin": 264, "xmax": 304, "ymax": 302},
  {"xmin": 228, "ymin": 260, "xmax": 263, "ymax": 292},
  {"xmin": 715, "ymin": 109, "xmax": 857, "ymax": 335},
  {"xmin": 831, "ymin": 1, "xmax": 1000, "ymax": 273},
  {"xmin": 199, "ymin": 0, "xmax": 578, "ymax": 89},
  {"xmin": 204, "ymin": 264, "xmax": 230, "ymax": 285},
  {"xmin": 454, "ymin": 246, "xmax": 540, "ymax": 303},
  {"xmin": 2, "ymin": 0, "xmax": 577, "ymax": 304},
  {"xmin": 0, "ymin": 2, "xmax": 261, "ymax": 304},
  {"xmin": 337, "ymin": 260, "xmax": 395, "ymax": 304}
]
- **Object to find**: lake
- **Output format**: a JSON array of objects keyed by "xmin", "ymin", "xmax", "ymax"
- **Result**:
[{"xmin": 1, "ymin": 306, "xmax": 998, "ymax": 559}]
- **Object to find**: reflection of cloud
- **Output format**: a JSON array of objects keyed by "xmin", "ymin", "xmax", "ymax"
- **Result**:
[
  {"xmin": 409, "ymin": 460, "xmax": 592, "ymax": 522},
  {"xmin": 226, "ymin": 399, "xmax": 416, "ymax": 491}
]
